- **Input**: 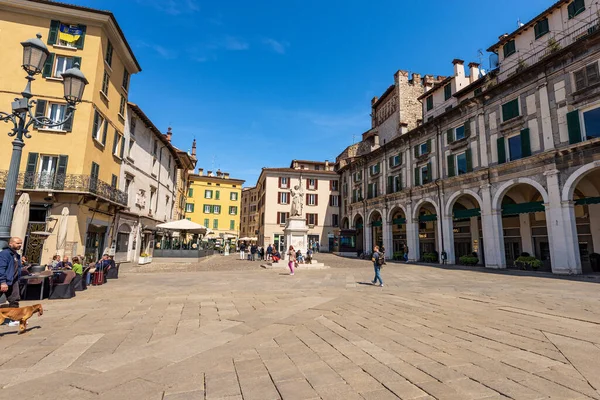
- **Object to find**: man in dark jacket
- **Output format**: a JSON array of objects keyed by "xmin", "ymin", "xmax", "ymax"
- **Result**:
[{"xmin": 0, "ymin": 237, "xmax": 23, "ymax": 308}]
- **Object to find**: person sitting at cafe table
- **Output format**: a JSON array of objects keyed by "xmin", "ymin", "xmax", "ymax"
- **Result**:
[
  {"xmin": 46, "ymin": 255, "xmax": 59, "ymax": 270},
  {"xmin": 95, "ymin": 254, "xmax": 111, "ymax": 272},
  {"xmin": 70, "ymin": 257, "xmax": 83, "ymax": 275},
  {"xmin": 56, "ymin": 256, "xmax": 73, "ymax": 270}
]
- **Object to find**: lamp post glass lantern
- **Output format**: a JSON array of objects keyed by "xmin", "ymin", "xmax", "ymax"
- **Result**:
[{"xmin": 0, "ymin": 33, "xmax": 88, "ymax": 250}]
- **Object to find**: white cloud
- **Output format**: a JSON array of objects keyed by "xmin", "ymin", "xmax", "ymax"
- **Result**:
[
  {"xmin": 136, "ymin": 0, "xmax": 200, "ymax": 16},
  {"xmin": 263, "ymin": 38, "xmax": 289, "ymax": 54},
  {"xmin": 135, "ymin": 41, "xmax": 178, "ymax": 59},
  {"xmin": 223, "ymin": 36, "xmax": 249, "ymax": 51}
]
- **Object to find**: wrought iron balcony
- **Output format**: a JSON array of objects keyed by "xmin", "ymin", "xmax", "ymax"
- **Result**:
[{"xmin": 0, "ymin": 171, "xmax": 128, "ymax": 206}]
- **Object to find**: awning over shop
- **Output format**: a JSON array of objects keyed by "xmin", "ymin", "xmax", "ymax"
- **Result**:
[
  {"xmin": 156, "ymin": 219, "xmax": 209, "ymax": 233},
  {"xmin": 392, "ymin": 218, "xmax": 406, "ymax": 225},
  {"xmin": 371, "ymin": 221, "xmax": 383, "ymax": 227},
  {"xmin": 502, "ymin": 201, "xmax": 544, "ymax": 216},
  {"xmin": 575, "ymin": 196, "xmax": 600, "ymax": 205},
  {"xmin": 453, "ymin": 208, "xmax": 481, "ymax": 220},
  {"xmin": 419, "ymin": 214, "xmax": 437, "ymax": 222}
]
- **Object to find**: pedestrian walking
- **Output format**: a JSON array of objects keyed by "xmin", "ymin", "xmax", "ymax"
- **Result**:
[
  {"xmin": 403, "ymin": 244, "xmax": 409, "ymax": 262},
  {"xmin": 250, "ymin": 244, "xmax": 257, "ymax": 261},
  {"xmin": 287, "ymin": 245, "xmax": 296, "ymax": 275},
  {"xmin": 240, "ymin": 242, "xmax": 246, "ymax": 260},
  {"xmin": 316, "ymin": 243, "xmax": 320, "ymax": 253},
  {"xmin": 266, "ymin": 244, "xmax": 273, "ymax": 261},
  {"xmin": 371, "ymin": 245, "xmax": 384, "ymax": 287}
]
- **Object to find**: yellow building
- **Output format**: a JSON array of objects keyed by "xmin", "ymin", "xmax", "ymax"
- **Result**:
[
  {"xmin": 0, "ymin": 0, "xmax": 141, "ymax": 263},
  {"xmin": 186, "ymin": 169, "xmax": 244, "ymax": 236}
]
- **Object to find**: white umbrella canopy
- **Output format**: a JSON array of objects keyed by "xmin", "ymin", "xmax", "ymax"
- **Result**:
[
  {"xmin": 10, "ymin": 193, "xmax": 30, "ymax": 253},
  {"xmin": 156, "ymin": 219, "xmax": 208, "ymax": 233},
  {"xmin": 238, "ymin": 236, "xmax": 251, "ymax": 241},
  {"xmin": 56, "ymin": 207, "xmax": 69, "ymax": 257}
]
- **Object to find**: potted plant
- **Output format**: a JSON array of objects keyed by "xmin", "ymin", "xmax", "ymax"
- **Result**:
[
  {"xmin": 547, "ymin": 37, "xmax": 560, "ymax": 53},
  {"xmin": 422, "ymin": 252, "xmax": 438, "ymax": 263},
  {"xmin": 138, "ymin": 252, "xmax": 152, "ymax": 265},
  {"xmin": 459, "ymin": 255, "xmax": 479, "ymax": 266},
  {"xmin": 515, "ymin": 254, "xmax": 543, "ymax": 270}
]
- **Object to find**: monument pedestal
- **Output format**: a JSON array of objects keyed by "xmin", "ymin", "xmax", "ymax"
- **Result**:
[{"xmin": 261, "ymin": 216, "xmax": 329, "ymax": 269}]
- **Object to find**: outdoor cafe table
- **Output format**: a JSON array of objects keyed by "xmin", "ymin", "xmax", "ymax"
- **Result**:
[{"xmin": 20, "ymin": 272, "xmax": 53, "ymax": 300}]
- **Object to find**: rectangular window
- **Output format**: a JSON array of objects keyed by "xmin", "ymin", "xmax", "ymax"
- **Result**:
[
  {"xmin": 420, "ymin": 142, "xmax": 428, "ymax": 155},
  {"xmin": 502, "ymin": 98, "xmax": 520, "ymax": 122},
  {"xmin": 230, "ymin": 220, "xmax": 235, "ymax": 230},
  {"xmin": 389, "ymin": 154, "xmax": 401, "ymax": 168},
  {"xmin": 46, "ymin": 103, "xmax": 67, "ymax": 130},
  {"xmin": 93, "ymin": 111, "xmax": 105, "ymax": 141},
  {"xmin": 503, "ymin": 39, "xmax": 516, "ymax": 58},
  {"xmin": 568, "ymin": 0, "xmax": 585, "ymax": 19},
  {"xmin": 204, "ymin": 205, "xmax": 211, "ymax": 214},
  {"xmin": 188, "ymin": 188, "xmax": 194, "ymax": 197},
  {"xmin": 280, "ymin": 177, "xmax": 289, "ymax": 188},
  {"xmin": 213, "ymin": 205, "xmax": 221, "ymax": 214},
  {"xmin": 307, "ymin": 194, "xmax": 317, "ymax": 205},
  {"xmin": 534, "ymin": 18, "xmax": 549, "ymax": 39},
  {"xmin": 229, "ymin": 206, "xmax": 238, "ymax": 215},
  {"xmin": 204, "ymin": 218, "xmax": 209, "ymax": 227},
  {"xmin": 508, "ymin": 135, "xmax": 522, "ymax": 161},
  {"xmin": 215, "ymin": 190, "xmax": 220, "ymax": 200},
  {"xmin": 332, "ymin": 214, "xmax": 339, "ymax": 227},
  {"xmin": 105, "ymin": 40, "xmax": 113, "ymax": 67},
  {"xmin": 353, "ymin": 171, "xmax": 362, "ymax": 182},
  {"xmin": 574, "ymin": 62, "xmax": 600, "ymax": 91},
  {"xmin": 185, "ymin": 203, "xmax": 194, "ymax": 213},
  {"xmin": 153, "ymin": 140, "xmax": 158, "ymax": 157},
  {"xmin": 456, "ymin": 152, "xmax": 468, "ymax": 175},
  {"xmin": 119, "ymin": 95, "xmax": 126, "ymax": 117},
  {"xmin": 582, "ymin": 107, "xmax": 600, "ymax": 140},
  {"xmin": 53, "ymin": 55, "xmax": 74, "ymax": 78},
  {"xmin": 330, "ymin": 180, "xmax": 339, "ymax": 191},
  {"xmin": 230, "ymin": 192, "xmax": 238, "ymax": 201},
  {"xmin": 278, "ymin": 212, "xmax": 288, "ymax": 225},
  {"xmin": 329, "ymin": 195, "xmax": 340, "ymax": 207},
  {"xmin": 128, "ymin": 138, "xmax": 135, "ymax": 158},
  {"xmin": 454, "ymin": 125, "xmax": 465, "ymax": 141},
  {"xmin": 367, "ymin": 183, "xmax": 378, "ymax": 199},
  {"xmin": 213, "ymin": 219, "xmax": 218, "ymax": 229},
  {"xmin": 426, "ymin": 96, "xmax": 433, "ymax": 111},
  {"xmin": 369, "ymin": 163, "xmax": 380, "ymax": 176},
  {"xmin": 421, "ymin": 164, "xmax": 430, "ymax": 185},
  {"xmin": 122, "ymin": 69, "xmax": 130, "ymax": 91},
  {"xmin": 280, "ymin": 192, "xmax": 289, "ymax": 204},
  {"xmin": 112, "ymin": 130, "xmax": 121, "ymax": 156},
  {"xmin": 444, "ymin": 83, "xmax": 452, "ymax": 100},
  {"xmin": 130, "ymin": 117, "xmax": 136, "ymax": 136},
  {"xmin": 101, "ymin": 70, "xmax": 109, "ymax": 97},
  {"xmin": 111, "ymin": 174, "xmax": 117, "ymax": 188},
  {"xmin": 308, "ymin": 179, "xmax": 317, "ymax": 189},
  {"xmin": 205, "ymin": 190, "xmax": 213, "ymax": 199},
  {"xmin": 306, "ymin": 213, "xmax": 318, "ymax": 226}
]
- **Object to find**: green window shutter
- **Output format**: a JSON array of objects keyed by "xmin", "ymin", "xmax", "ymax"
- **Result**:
[
  {"xmin": 188, "ymin": 188, "xmax": 193, "ymax": 197},
  {"xmin": 387, "ymin": 176, "xmax": 393, "ymax": 194},
  {"xmin": 414, "ymin": 167, "xmax": 420, "ymax": 187},
  {"xmin": 444, "ymin": 84, "xmax": 452, "ymax": 100},
  {"xmin": 62, "ymin": 108, "xmax": 74, "ymax": 132},
  {"xmin": 426, "ymin": 139, "xmax": 432, "ymax": 154},
  {"xmin": 102, "ymin": 120, "xmax": 108, "ymax": 145},
  {"xmin": 464, "ymin": 119, "xmax": 472, "ymax": 137},
  {"xmin": 520, "ymin": 128, "xmax": 531, "ymax": 157},
  {"xmin": 427, "ymin": 162, "xmax": 432, "ymax": 182},
  {"xmin": 447, "ymin": 128, "xmax": 453, "ymax": 144},
  {"xmin": 216, "ymin": 190, "xmax": 220, "ymax": 200},
  {"xmin": 119, "ymin": 136, "xmax": 125, "ymax": 158},
  {"xmin": 190, "ymin": 204, "xmax": 194, "ymax": 212},
  {"xmin": 497, "ymin": 137, "xmax": 506, "ymax": 164},
  {"xmin": 34, "ymin": 100, "xmax": 47, "ymax": 128},
  {"xmin": 210, "ymin": 205, "xmax": 214, "ymax": 213},
  {"xmin": 24, "ymin": 152, "xmax": 39, "ymax": 189},
  {"xmin": 122, "ymin": 69, "xmax": 130, "ymax": 90},
  {"xmin": 414, "ymin": 145, "xmax": 419, "ymax": 157},
  {"xmin": 447, "ymin": 154, "xmax": 455, "ymax": 177},
  {"xmin": 426, "ymin": 96, "xmax": 433, "ymax": 111},
  {"xmin": 92, "ymin": 111, "xmax": 99, "ymax": 139},
  {"xmin": 465, "ymin": 148, "xmax": 473, "ymax": 172},
  {"xmin": 42, "ymin": 53, "xmax": 55, "ymax": 78},
  {"xmin": 399, "ymin": 152, "xmax": 403, "ymax": 165},
  {"xmin": 395, "ymin": 175, "xmax": 401, "ymax": 191},
  {"xmin": 75, "ymin": 25, "xmax": 87, "ymax": 50},
  {"xmin": 73, "ymin": 56, "xmax": 82, "ymax": 68},
  {"xmin": 48, "ymin": 20, "xmax": 60, "ymax": 45},
  {"xmin": 567, "ymin": 110, "xmax": 582, "ymax": 144},
  {"xmin": 112, "ymin": 130, "xmax": 119, "ymax": 154}
]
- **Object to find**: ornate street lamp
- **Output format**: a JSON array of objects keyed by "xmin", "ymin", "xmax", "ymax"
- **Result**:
[{"xmin": 0, "ymin": 34, "xmax": 88, "ymax": 249}]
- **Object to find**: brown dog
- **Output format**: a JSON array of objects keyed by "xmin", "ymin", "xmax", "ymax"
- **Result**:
[{"xmin": 0, "ymin": 304, "xmax": 43, "ymax": 334}]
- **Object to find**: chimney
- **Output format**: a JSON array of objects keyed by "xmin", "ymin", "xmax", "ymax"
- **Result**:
[
  {"xmin": 216, "ymin": 169, "xmax": 222, "ymax": 177},
  {"xmin": 224, "ymin": 172, "xmax": 230, "ymax": 179},
  {"xmin": 452, "ymin": 59, "xmax": 465, "ymax": 78},
  {"xmin": 468, "ymin": 62, "xmax": 480, "ymax": 83},
  {"xmin": 191, "ymin": 139, "xmax": 196, "ymax": 157},
  {"xmin": 166, "ymin": 127, "xmax": 172, "ymax": 143},
  {"xmin": 198, "ymin": 168, "xmax": 203, "ymax": 176},
  {"xmin": 325, "ymin": 160, "xmax": 329, "ymax": 169}
]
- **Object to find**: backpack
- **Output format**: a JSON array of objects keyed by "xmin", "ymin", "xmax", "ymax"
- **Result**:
[{"xmin": 377, "ymin": 254, "xmax": 385, "ymax": 266}]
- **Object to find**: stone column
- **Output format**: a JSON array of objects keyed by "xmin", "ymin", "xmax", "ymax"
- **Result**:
[
  {"xmin": 519, "ymin": 214, "xmax": 534, "ymax": 255},
  {"xmin": 405, "ymin": 203, "xmax": 419, "ymax": 262},
  {"xmin": 544, "ymin": 169, "xmax": 581, "ymax": 274},
  {"xmin": 480, "ymin": 183, "xmax": 506, "ymax": 268},
  {"xmin": 441, "ymin": 215, "xmax": 455, "ymax": 264},
  {"xmin": 538, "ymin": 83, "xmax": 555, "ymax": 151},
  {"xmin": 364, "ymin": 222, "xmax": 372, "ymax": 253},
  {"xmin": 470, "ymin": 216, "xmax": 481, "ymax": 260},
  {"xmin": 589, "ymin": 204, "xmax": 600, "ymax": 253},
  {"xmin": 478, "ymin": 113, "xmax": 489, "ymax": 167},
  {"xmin": 382, "ymin": 211, "xmax": 393, "ymax": 258}
]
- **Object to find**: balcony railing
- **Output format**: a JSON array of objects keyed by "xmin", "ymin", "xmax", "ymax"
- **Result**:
[
  {"xmin": 499, "ymin": 17, "xmax": 600, "ymax": 82},
  {"xmin": 0, "ymin": 171, "xmax": 128, "ymax": 206}
]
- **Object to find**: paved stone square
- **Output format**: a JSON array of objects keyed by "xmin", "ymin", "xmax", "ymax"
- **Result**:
[{"xmin": 2, "ymin": 254, "xmax": 600, "ymax": 400}]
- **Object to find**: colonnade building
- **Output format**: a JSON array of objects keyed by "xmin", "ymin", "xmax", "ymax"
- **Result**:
[{"xmin": 335, "ymin": 0, "xmax": 600, "ymax": 274}]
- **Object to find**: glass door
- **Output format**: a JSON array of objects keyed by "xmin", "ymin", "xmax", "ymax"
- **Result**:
[{"xmin": 38, "ymin": 155, "xmax": 58, "ymax": 189}]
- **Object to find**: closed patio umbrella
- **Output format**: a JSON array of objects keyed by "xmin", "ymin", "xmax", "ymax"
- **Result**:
[
  {"xmin": 56, "ymin": 207, "xmax": 69, "ymax": 257},
  {"xmin": 10, "ymin": 193, "xmax": 30, "ymax": 254}
]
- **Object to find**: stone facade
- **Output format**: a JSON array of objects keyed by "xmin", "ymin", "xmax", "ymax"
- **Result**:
[{"xmin": 336, "ymin": 1, "xmax": 600, "ymax": 274}]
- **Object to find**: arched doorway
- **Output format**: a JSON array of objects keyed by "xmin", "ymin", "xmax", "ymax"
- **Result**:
[
  {"xmin": 415, "ymin": 200, "xmax": 439, "ymax": 262},
  {"xmin": 116, "ymin": 223, "xmax": 132, "ymax": 262},
  {"xmin": 354, "ymin": 214, "xmax": 364, "ymax": 254},
  {"xmin": 341, "ymin": 218, "xmax": 349, "ymax": 229},
  {"xmin": 389, "ymin": 206, "xmax": 407, "ymax": 260},
  {"xmin": 495, "ymin": 182, "xmax": 550, "ymax": 270},
  {"xmin": 369, "ymin": 210, "xmax": 383, "ymax": 250},
  {"xmin": 447, "ymin": 192, "xmax": 483, "ymax": 265},
  {"xmin": 564, "ymin": 166, "xmax": 600, "ymax": 273}
]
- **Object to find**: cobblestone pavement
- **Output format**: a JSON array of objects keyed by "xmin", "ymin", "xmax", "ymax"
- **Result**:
[{"xmin": 2, "ymin": 254, "xmax": 600, "ymax": 400}]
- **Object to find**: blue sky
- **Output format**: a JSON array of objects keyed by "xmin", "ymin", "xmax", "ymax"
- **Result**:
[{"xmin": 71, "ymin": 0, "xmax": 551, "ymax": 186}]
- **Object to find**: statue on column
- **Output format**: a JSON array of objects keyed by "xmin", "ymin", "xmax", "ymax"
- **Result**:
[{"xmin": 290, "ymin": 176, "xmax": 304, "ymax": 217}]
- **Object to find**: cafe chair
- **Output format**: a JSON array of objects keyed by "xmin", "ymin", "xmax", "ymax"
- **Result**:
[{"xmin": 49, "ymin": 271, "xmax": 76, "ymax": 299}]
